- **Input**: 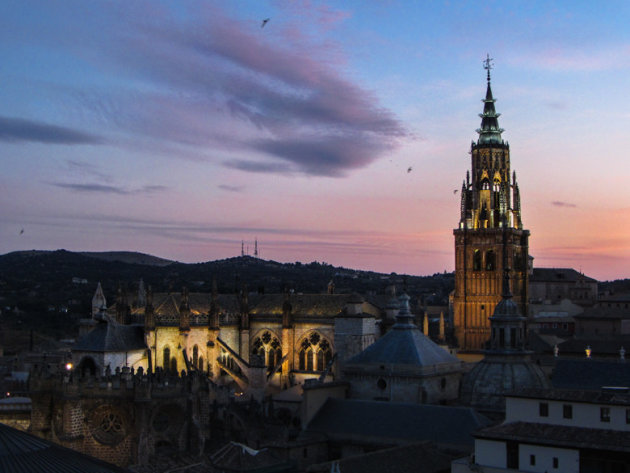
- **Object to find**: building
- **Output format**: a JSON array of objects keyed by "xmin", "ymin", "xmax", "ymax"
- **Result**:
[
  {"xmin": 453, "ymin": 58, "xmax": 529, "ymax": 351},
  {"xmin": 453, "ymin": 388, "xmax": 630, "ymax": 473},
  {"xmin": 342, "ymin": 293, "xmax": 463, "ymax": 404},
  {"xmin": 529, "ymin": 268, "xmax": 598, "ymax": 307},
  {"xmin": 73, "ymin": 283, "xmax": 382, "ymax": 396}
]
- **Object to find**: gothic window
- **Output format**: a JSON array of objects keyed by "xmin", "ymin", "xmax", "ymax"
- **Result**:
[
  {"xmin": 252, "ymin": 331, "xmax": 282, "ymax": 370},
  {"xmin": 192, "ymin": 345, "xmax": 199, "ymax": 369},
  {"xmin": 473, "ymin": 250, "xmax": 482, "ymax": 271},
  {"xmin": 485, "ymin": 250, "xmax": 496, "ymax": 271},
  {"xmin": 198, "ymin": 356, "xmax": 204, "ymax": 372},
  {"xmin": 90, "ymin": 405, "xmax": 127, "ymax": 446},
  {"xmin": 170, "ymin": 357, "xmax": 178, "ymax": 374},
  {"xmin": 298, "ymin": 333, "xmax": 332, "ymax": 372},
  {"xmin": 163, "ymin": 347, "xmax": 170, "ymax": 370},
  {"xmin": 493, "ymin": 177, "xmax": 501, "ymax": 192}
]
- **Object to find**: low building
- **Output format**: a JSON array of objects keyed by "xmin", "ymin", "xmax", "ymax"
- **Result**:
[
  {"xmin": 529, "ymin": 268, "xmax": 598, "ymax": 306},
  {"xmin": 453, "ymin": 388, "xmax": 630, "ymax": 473},
  {"xmin": 342, "ymin": 293, "xmax": 463, "ymax": 404}
]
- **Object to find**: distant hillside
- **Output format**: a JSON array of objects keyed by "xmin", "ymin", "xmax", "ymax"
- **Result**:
[
  {"xmin": 79, "ymin": 251, "xmax": 174, "ymax": 267},
  {"xmin": 0, "ymin": 249, "xmax": 454, "ymax": 314}
]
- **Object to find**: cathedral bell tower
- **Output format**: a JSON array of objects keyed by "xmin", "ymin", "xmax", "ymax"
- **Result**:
[{"xmin": 453, "ymin": 56, "xmax": 529, "ymax": 351}]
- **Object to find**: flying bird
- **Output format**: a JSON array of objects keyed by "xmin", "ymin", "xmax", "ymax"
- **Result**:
[
  {"xmin": 19, "ymin": 228, "xmax": 24, "ymax": 235},
  {"xmin": 261, "ymin": 18, "xmax": 270, "ymax": 28},
  {"xmin": 407, "ymin": 166, "xmax": 412, "ymax": 173},
  {"xmin": 453, "ymin": 189, "xmax": 458, "ymax": 194}
]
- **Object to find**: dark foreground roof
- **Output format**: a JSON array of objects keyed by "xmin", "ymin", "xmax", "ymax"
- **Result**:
[
  {"xmin": 531, "ymin": 268, "xmax": 597, "ymax": 283},
  {"xmin": 552, "ymin": 358, "xmax": 630, "ymax": 390},
  {"xmin": 0, "ymin": 423, "xmax": 131, "ymax": 473},
  {"xmin": 210, "ymin": 441, "xmax": 293, "ymax": 472},
  {"xmin": 305, "ymin": 398, "xmax": 489, "ymax": 450},
  {"xmin": 307, "ymin": 441, "xmax": 454, "ymax": 473},
  {"xmin": 506, "ymin": 387, "xmax": 630, "ymax": 405},
  {"xmin": 73, "ymin": 321, "xmax": 146, "ymax": 352},
  {"xmin": 476, "ymin": 421, "xmax": 630, "ymax": 452}
]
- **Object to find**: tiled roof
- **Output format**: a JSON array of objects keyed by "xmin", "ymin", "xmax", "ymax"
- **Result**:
[
  {"xmin": 305, "ymin": 398, "xmax": 489, "ymax": 450},
  {"xmin": 506, "ymin": 386, "xmax": 630, "ymax": 405},
  {"xmin": 306, "ymin": 441, "xmax": 456, "ymax": 473},
  {"xmin": 73, "ymin": 322, "xmax": 146, "ymax": 352},
  {"xmin": 475, "ymin": 421, "xmax": 630, "ymax": 452},
  {"xmin": 346, "ymin": 324, "xmax": 458, "ymax": 367},
  {"xmin": 552, "ymin": 359, "xmax": 630, "ymax": 390},
  {"xmin": 209, "ymin": 441, "xmax": 292, "ymax": 472},
  {"xmin": 0, "ymin": 423, "xmax": 131, "ymax": 472}
]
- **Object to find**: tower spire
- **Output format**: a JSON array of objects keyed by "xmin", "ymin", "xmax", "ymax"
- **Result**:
[{"xmin": 477, "ymin": 54, "xmax": 504, "ymax": 145}]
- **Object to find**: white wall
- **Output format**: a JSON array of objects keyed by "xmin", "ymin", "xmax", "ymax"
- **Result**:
[
  {"xmin": 475, "ymin": 439, "xmax": 506, "ymax": 468},
  {"xmin": 519, "ymin": 444, "xmax": 578, "ymax": 473},
  {"xmin": 506, "ymin": 397, "xmax": 630, "ymax": 431}
]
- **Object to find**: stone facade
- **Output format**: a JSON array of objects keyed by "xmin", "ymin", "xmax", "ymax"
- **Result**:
[{"xmin": 28, "ymin": 365, "xmax": 216, "ymax": 467}]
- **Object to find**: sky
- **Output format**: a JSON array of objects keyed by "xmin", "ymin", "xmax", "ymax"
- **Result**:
[{"xmin": 1, "ymin": 0, "xmax": 630, "ymax": 281}]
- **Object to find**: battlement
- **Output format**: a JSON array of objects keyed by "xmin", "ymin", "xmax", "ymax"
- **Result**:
[{"xmin": 28, "ymin": 364, "xmax": 224, "ymax": 401}]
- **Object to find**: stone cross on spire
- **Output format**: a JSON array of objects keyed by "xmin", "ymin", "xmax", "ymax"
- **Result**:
[{"xmin": 483, "ymin": 53, "xmax": 493, "ymax": 82}]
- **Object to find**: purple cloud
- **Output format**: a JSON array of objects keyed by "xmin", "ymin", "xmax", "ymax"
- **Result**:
[
  {"xmin": 552, "ymin": 201, "xmax": 577, "ymax": 208},
  {"xmin": 0, "ymin": 116, "xmax": 102, "ymax": 145},
  {"xmin": 49, "ymin": 182, "xmax": 168, "ymax": 195},
  {"xmin": 59, "ymin": 2, "xmax": 409, "ymax": 176}
]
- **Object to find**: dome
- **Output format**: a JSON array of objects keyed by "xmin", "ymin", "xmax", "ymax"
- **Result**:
[{"xmin": 460, "ymin": 355, "xmax": 549, "ymax": 415}]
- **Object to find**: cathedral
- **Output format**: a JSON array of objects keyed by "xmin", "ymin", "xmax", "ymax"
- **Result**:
[
  {"xmin": 73, "ymin": 280, "xmax": 382, "ymax": 396},
  {"xmin": 453, "ymin": 58, "xmax": 530, "ymax": 351}
]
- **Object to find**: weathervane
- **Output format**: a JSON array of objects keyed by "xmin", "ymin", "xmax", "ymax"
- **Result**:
[{"xmin": 483, "ymin": 53, "xmax": 494, "ymax": 82}]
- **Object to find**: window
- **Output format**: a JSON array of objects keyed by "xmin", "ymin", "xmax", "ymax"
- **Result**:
[
  {"xmin": 163, "ymin": 347, "xmax": 170, "ymax": 370},
  {"xmin": 192, "ymin": 345, "xmax": 199, "ymax": 369},
  {"xmin": 485, "ymin": 250, "xmax": 495, "ymax": 271},
  {"xmin": 601, "ymin": 407, "xmax": 611, "ymax": 422},
  {"xmin": 530, "ymin": 454, "xmax": 536, "ymax": 466},
  {"xmin": 539, "ymin": 402, "xmax": 549, "ymax": 417},
  {"xmin": 626, "ymin": 409, "xmax": 630, "ymax": 424},
  {"xmin": 473, "ymin": 250, "xmax": 482, "ymax": 271},
  {"xmin": 563, "ymin": 404, "xmax": 573, "ymax": 419},
  {"xmin": 553, "ymin": 457, "xmax": 559, "ymax": 469}
]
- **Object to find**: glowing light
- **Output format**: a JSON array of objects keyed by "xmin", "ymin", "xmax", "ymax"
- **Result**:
[
  {"xmin": 65, "ymin": 363, "xmax": 73, "ymax": 371},
  {"xmin": 585, "ymin": 346, "xmax": 592, "ymax": 359}
]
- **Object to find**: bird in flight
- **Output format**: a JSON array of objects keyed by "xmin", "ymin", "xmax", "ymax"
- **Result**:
[
  {"xmin": 453, "ymin": 189, "xmax": 458, "ymax": 194},
  {"xmin": 407, "ymin": 166, "xmax": 412, "ymax": 173},
  {"xmin": 261, "ymin": 18, "xmax": 270, "ymax": 28},
  {"xmin": 19, "ymin": 228, "xmax": 24, "ymax": 235}
]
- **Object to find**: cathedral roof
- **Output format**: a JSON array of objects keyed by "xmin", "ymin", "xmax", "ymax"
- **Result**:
[
  {"xmin": 0, "ymin": 422, "xmax": 131, "ymax": 472},
  {"xmin": 73, "ymin": 321, "xmax": 145, "ymax": 353},
  {"xmin": 345, "ymin": 294, "xmax": 458, "ymax": 367},
  {"xmin": 113, "ymin": 292, "xmax": 380, "ymax": 325}
]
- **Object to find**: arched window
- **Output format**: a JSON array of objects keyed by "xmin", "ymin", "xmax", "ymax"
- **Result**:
[
  {"xmin": 251, "ymin": 332, "xmax": 281, "ymax": 370},
  {"xmin": 298, "ymin": 334, "xmax": 332, "ymax": 372},
  {"xmin": 170, "ymin": 357, "xmax": 177, "ymax": 374},
  {"xmin": 163, "ymin": 347, "xmax": 170, "ymax": 370},
  {"xmin": 473, "ymin": 250, "xmax": 482, "ymax": 271},
  {"xmin": 486, "ymin": 250, "xmax": 495, "ymax": 271},
  {"xmin": 198, "ymin": 356, "xmax": 204, "ymax": 372},
  {"xmin": 192, "ymin": 345, "xmax": 199, "ymax": 369}
]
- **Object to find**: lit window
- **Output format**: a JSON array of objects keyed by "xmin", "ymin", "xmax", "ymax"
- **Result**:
[
  {"xmin": 601, "ymin": 407, "xmax": 610, "ymax": 422},
  {"xmin": 563, "ymin": 404, "xmax": 573, "ymax": 419},
  {"xmin": 539, "ymin": 402, "xmax": 549, "ymax": 417}
]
